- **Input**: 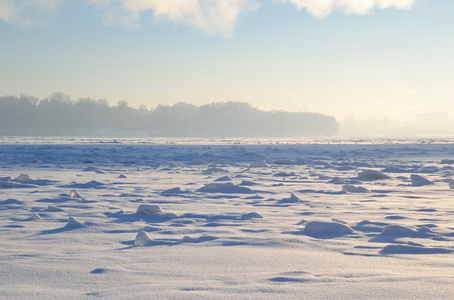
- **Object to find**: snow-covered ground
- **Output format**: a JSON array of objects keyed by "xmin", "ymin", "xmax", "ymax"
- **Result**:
[{"xmin": 1, "ymin": 137, "xmax": 454, "ymax": 299}]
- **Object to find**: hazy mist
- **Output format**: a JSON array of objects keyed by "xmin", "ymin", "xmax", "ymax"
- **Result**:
[
  {"xmin": 340, "ymin": 112, "xmax": 454, "ymax": 138},
  {"xmin": 0, "ymin": 93, "xmax": 338, "ymax": 137},
  {"xmin": 1, "ymin": 93, "xmax": 452, "ymax": 138}
]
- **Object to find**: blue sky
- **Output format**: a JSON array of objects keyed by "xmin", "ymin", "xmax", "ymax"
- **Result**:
[{"xmin": 1, "ymin": 0, "xmax": 453, "ymax": 121}]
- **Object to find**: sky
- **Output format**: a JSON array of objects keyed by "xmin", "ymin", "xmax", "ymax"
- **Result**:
[{"xmin": 1, "ymin": 0, "xmax": 453, "ymax": 122}]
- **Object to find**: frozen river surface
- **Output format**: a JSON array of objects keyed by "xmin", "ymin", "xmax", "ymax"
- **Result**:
[{"xmin": 1, "ymin": 137, "xmax": 454, "ymax": 299}]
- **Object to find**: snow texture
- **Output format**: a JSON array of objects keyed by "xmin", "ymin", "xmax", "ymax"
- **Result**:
[{"xmin": 1, "ymin": 137, "xmax": 454, "ymax": 299}]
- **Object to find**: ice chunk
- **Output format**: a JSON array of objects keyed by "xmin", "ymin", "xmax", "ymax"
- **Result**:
[
  {"xmin": 68, "ymin": 189, "xmax": 88, "ymax": 202},
  {"xmin": 136, "ymin": 204, "xmax": 163, "ymax": 215},
  {"xmin": 134, "ymin": 231, "xmax": 152, "ymax": 246},
  {"xmin": 28, "ymin": 212, "xmax": 41, "ymax": 220},
  {"xmin": 69, "ymin": 189, "xmax": 83, "ymax": 198},
  {"xmin": 410, "ymin": 174, "xmax": 434, "ymax": 186},
  {"xmin": 281, "ymin": 193, "xmax": 301, "ymax": 203},
  {"xmin": 13, "ymin": 174, "xmax": 31, "ymax": 183}
]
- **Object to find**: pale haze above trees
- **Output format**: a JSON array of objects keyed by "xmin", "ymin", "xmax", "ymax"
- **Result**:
[{"xmin": 0, "ymin": 93, "xmax": 338, "ymax": 137}]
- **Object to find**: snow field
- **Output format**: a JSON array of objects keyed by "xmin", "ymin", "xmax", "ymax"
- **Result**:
[{"xmin": 1, "ymin": 138, "xmax": 454, "ymax": 298}]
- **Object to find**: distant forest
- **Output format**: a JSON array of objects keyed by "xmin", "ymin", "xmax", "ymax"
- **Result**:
[{"xmin": 0, "ymin": 93, "xmax": 338, "ymax": 137}]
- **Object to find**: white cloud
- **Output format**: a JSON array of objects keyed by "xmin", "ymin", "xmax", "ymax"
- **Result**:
[
  {"xmin": 0, "ymin": 0, "xmax": 63, "ymax": 27},
  {"xmin": 89, "ymin": 0, "xmax": 259, "ymax": 36},
  {"xmin": 0, "ymin": 1, "xmax": 14, "ymax": 22},
  {"xmin": 278, "ymin": 0, "xmax": 417, "ymax": 19},
  {"xmin": 0, "ymin": 0, "xmax": 417, "ymax": 33}
]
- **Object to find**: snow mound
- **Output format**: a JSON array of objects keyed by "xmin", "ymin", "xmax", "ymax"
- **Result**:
[
  {"xmin": 214, "ymin": 175, "xmax": 232, "ymax": 181},
  {"xmin": 410, "ymin": 174, "xmax": 434, "ymax": 186},
  {"xmin": 382, "ymin": 166, "xmax": 410, "ymax": 173},
  {"xmin": 13, "ymin": 174, "xmax": 31, "ymax": 183},
  {"xmin": 332, "ymin": 218, "xmax": 347, "ymax": 224},
  {"xmin": 241, "ymin": 212, "xmax": 264, "ymax": 219},
  {"xmin": 182, "ymin": 236, "xmax": 198, "ymax": 243},
  {"xmin": 28, "ymin": 212, "xmax": 41, "ymax": 221},
  {"xmin": 69, "ymin": 189, "xmax": 83, "ymax": 198},
  {"xmin": 274, "ymin": 158, "xmax": 295, "ymax": 165},
  {"xmin": 354, "ymin": 220, "xmax": 388, "ymax": 233},
  {"xmin": 380, "ymin": 225, "xmax": 419, "ymax": 236},
  {"xmin": 83, "ymin": 167, "xmax": 106, "ymax": 174},
  {"xmin": 327, "ymin": 177, "xmax": 347, "ymax": 184},
  {"xmin": 191, "ymin": 159, "xmax": 206, "ymax": 165},
  {"xmin": 68, "ymin": 189, "xmax": 88, "ymax": 202},
  {"xmin": 295, "ymin": 157, "xmax": 309, "ymax": 164},
  {"xmin": 440, "ymin": 159, "xmax": 454, "ymax": 164},
  {"xmin": 369, "ymin": 225, "xmax": 433, "ymax": 243},
  {"xmin": 196, "ymin": 182, "xmax": 254, "ymax": 194},
  {"xmin": 281, "ymin": 193, "xmax": 302, "ymax": 203},
  {"xmin": 47, "ymin": 205, "xmax": 64, "ymax": 212},
  {"xmin": 65, "ymin": 217, "xmax": 84, "ymax": 228},
  {"xmin": 240, "ymin": 180, "xmax": 257, "ymax": 186},
  {"xmin": 250, "ymin": 160, "xmax": 268, "ymax": 168},
  {"xmin": 136, "ymin": 204, "xmax": 163, "ymax": 215},
  {"xmin": 205, "ymin": 167, "xmax": 228, "ymax": 174},
  {"xmin": 274, "ymin": 171, "xmax": 296, "ymax": 177},
  {"xmin": 302, "ymin": 221, "xmax": 354, "ymax": 239},
  {"xmin": 358, "ymin": 169, "xmax": 390, "ymax": 180},
  {"xmin": 134, "ymin": 231, "xmax": 152, "ymax": 246},
  {"xmin": 161, "ymin": 213, "xmax": 178, "ymax": 219},
  {"xmin": 342, "ymin": 185, "xmax": 370, "ymax": 193},
  {"xmin": 161, "ymin": 187, "xmax": 187, "ymax": 195},
  {"xmin": 66, "ymin": 180, "xmax": 104, "ymax": 189},
  {"xmin": 0, "ymin": 199, "xmax": 23, "ymax": 205}
]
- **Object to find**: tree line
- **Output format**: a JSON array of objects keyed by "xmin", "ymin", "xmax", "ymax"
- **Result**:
[{"xmin": 0, "ymin": 93, "xmax": 338, "ymax": 136}]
